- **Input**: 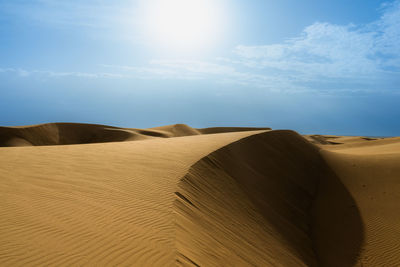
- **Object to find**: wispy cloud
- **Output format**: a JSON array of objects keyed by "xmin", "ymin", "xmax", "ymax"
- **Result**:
[
  {"xmin": 0, "ymin": 68, "xmax": 127, "ymax": 79},
  {"xmin": 229, "ymin": 1, "xmax": 400, "ymax": 90},
  {"xmin": 2, "ymin": 1, "xmax": 400, "ymax": 93},
  {"xmin": 0, "ymin": 0, "xmax": 141, "ymax": 45},
  {"xmin": 102, "ymin": 61, "xmax": 307, "ymax": 91},
  {"xmin": 0, "ymin": 0, "xmax": 134, "ymax": 29},
  {"xmin": 122, "ymin": 0, "xmax": 400, "ymax": 93}
]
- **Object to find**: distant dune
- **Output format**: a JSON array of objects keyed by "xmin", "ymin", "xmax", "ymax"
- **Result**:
[
  {"xmin": 0, "ymin": 123, "xmax": 399, "ymax": 266},
  {"xmin": 0, "ymin": 123, "xmax": 271, "ymax": 146}
]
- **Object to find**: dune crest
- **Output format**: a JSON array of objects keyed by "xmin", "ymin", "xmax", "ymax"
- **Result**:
[
  {"xmin": 175, "ymin": 130, "xmax": 363, "ymax": 266},
  {"xmin": 0, "ymin": 129, "xmax": 264, "ymax": 266},
  {"xmin": 0, "ymin": 123, "xmax": 399, "ymax": 266},
  {"xmin": 0, "ymin": 123, "xmax": 271, "ymax": 147}
]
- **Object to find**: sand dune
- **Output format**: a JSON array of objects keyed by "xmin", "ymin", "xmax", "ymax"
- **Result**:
[
  {"xmin": 0, "ymin": 123, "xmax": 399, "ymax": 266},
  {"xmin": 317, "ymin": 137, "xmax": 400, "ymax": 266},
  {"xmin": 176, "ymin": 130, "xmax": 331, "ymax": 266},
  {"xmin": 0, "ymin": 123, "xmax": 271, "ymax": 147}
]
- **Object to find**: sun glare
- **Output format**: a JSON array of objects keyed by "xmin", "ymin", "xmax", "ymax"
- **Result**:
[{"xmin": 141, "ymin": 0, "xmax": 224, "ymax": 52}]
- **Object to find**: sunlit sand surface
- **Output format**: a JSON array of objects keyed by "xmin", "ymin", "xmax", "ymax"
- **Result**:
[{"xmin": 0, "ymin": 123, "xmax": 399, "ymax": 266}]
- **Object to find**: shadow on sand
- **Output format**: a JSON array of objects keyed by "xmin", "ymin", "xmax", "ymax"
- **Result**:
[{"xmin": 311, "ymin": 162, "xmax": 364, "ymax": 267}]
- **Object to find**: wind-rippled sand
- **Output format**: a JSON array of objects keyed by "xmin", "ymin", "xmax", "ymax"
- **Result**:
[{"xmin": 0, "ymin": 123, "xmax": 399, "ymax": 266}]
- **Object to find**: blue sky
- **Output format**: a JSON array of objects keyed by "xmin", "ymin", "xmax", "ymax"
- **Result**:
[{"xmin": 1, "ymin": 0, "xmax": 399, "ymax": 136}]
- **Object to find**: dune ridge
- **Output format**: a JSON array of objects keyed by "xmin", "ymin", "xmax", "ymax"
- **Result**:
[
  {"xmin": 0, "ymin": 129, "xmax": 265, "ymax": 266},
  {"xmin": 174, "ymin": 130, "xmax": 364, "ymax": 266},
  {"xmin": 0, "ymin": 123, "xmax": 399, "ymax": 266},
  {"xmin": 0, "ymin": 123, "xmax": 271, "ymax": 147}
]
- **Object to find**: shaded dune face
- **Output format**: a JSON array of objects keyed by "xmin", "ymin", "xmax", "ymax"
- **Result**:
[
  {"xmin": 174, "ymin": 130, "xmax": 363, "ymax": 266},
  {"xmin": 311, "ymin": 154, "xmax": 365, "ymax": 267},
  {"xmin": 0, "ymin": 123, "xmax": 134, "ymax": 146},
  {"xmin": 0, "ymin": 123, "xmax": 271, "ymax": 147},
  {"xmin": 318, "ymin": 139, "xmax": 400, "ymax": 267},
  {"xmin": 0, "ymin": 130, "xmax": 262, "ymax": 266},
  {"xmin": 1, "ymin": 124, "xmax": 396, "ymax": 266}
]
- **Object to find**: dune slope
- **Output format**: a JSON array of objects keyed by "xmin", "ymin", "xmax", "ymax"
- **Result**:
[
  {"xmin": 317, "ymin": 138, "xmax": 400, "ymax": 266},
  {"xmin": 175, "ymin": 130, "xmax": 362, "ymax": 266},
  {"xmin": 0, "ymin": 123, "xmax": 271, "ymax": 147},
  {"xmin": 0, "ymin": 123, "xmax": 151, "ymax": 146},
  {"xmin": 0, "ymin": 129, "xmax": 264, "ymax": 266},
  {"xmin": 0, "ymin": 124, "xmax": 398, "ymax": 266}
]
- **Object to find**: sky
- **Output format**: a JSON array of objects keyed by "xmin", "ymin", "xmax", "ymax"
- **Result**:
[{"xmin": 0, "ymin": 0, "xmax": 399, "ymax": 136}]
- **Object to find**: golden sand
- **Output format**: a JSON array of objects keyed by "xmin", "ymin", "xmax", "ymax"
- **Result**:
[{"xmin": 0, "ymin": 123, "xmax": 398, "ymax": 266}]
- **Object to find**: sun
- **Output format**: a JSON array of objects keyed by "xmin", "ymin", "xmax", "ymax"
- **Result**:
[{"xmin": 141, "ymin": 0, "xmax": 224, "ymax": 51}]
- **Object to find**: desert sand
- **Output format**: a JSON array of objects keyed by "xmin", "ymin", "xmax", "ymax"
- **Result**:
[{"xmin": 0, "ymin": 123, "xmax": 399, "ymax": 266}]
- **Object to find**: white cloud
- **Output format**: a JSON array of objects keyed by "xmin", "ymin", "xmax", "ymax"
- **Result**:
[
  {"xmin": 234, "ymin": 23, "xmax": 378, "ymax": 78},
  {"xmin": 132, "ymin": 0, "xmax": 400, "ymax": 92},
  {"xmin": 376, "ymin": 1, "xmax": 400, "ymax": 68},
  {"xmin": 231, "ymin": 0, "xmax": 400, "ymax": 89},
  {"xmin": 3, "ymin": 1, "xmax": 399, "ymax": 93},
  {"xmin": 0, "ymin": 68, "xmax": 31, "ymax": 77},
  {"xmin": 150, "ymin": 60, "xmax": 235, "ymax": 75},
  {"xmin": 101, "ymin": 61, "xmax": 307, "ymax": 92},
  {"xmin": 0, "ymin": 68, "xmax": 127, "ymax": 79},
  {"xmin": 0, "ymin": 0, "xmax": 142, "ymax": 44},
  {"xmin": 0, "ymin": 0, "xmax": 134, "ymax": 29}
]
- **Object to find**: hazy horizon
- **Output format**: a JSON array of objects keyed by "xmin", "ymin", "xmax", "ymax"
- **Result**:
[{"xmin": 1, "ymin": 0, "xmax": 399, "ymax": 136}]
